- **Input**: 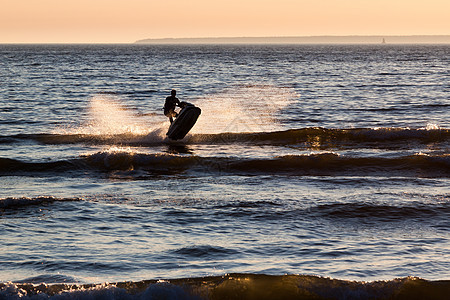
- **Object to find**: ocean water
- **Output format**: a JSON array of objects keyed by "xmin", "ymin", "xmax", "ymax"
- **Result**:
[{"xmin": 0, "ymin": 44, "xmax": 449, "ymax": 299}]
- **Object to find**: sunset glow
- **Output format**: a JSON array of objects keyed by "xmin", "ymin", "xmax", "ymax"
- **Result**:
[{"xmin": 1, "ymin": 0, "xmax": 449, "ymax": 43}]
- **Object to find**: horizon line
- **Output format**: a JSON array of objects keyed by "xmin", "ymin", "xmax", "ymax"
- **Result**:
[{"xmin": 136, "ymin": 35, "xmax": 450, "ymax": 44}]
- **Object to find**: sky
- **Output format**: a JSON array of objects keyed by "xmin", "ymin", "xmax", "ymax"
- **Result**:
[{"xmin": 1, "ymin": 0, "xmax": 449, "ymax": 43}]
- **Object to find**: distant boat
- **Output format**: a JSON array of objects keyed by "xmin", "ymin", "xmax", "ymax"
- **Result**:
[{"xmin": 382, "ymin": 38, "xmax": 386, "ymax": 44}]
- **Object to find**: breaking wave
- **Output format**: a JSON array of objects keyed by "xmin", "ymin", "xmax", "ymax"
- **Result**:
[
  {"xmin": 2, "ymin": 127, "xmax": 449, "ymax": 149},
  {"xmin": 1, "ymin": 274, "xmax": 449, "ymax": 300},
  {"xmin": 190, "ymin": 127, "xmax": 450, "ymax": 146},
  {"xmin": 1, "ymin": 152, "xmax": 449, "ymax": 177}
]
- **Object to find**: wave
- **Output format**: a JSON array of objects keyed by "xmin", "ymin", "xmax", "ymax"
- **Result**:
[
  {"xmin": 0, "ymin": 157, "xmax": 82, "ymax": 173},
  {"xmin": 1, "ymin": 152, "xmax": 449, "ymax": 177},
  {"xmin": 3, "ymin": 196, "xmax": 446, "ymax": 222},
  {"xmin": 0, "ymin": 196, "xmax": 81, "ymax": 209},
  {"xmin": 2, "ymin": 132, "xmax": 163, "ymax": 146},
  {"xmin": 309, "ymin": 202, "xmax": 450, "ymax": 221},
  {"xmin": 1, "ymin": 273, "xmax": 449, "ymax": 300},
  {"xmin": 191, "ymin": 127, "xmax": 450, "ymax": 146},
  {"xmin": 2, "ymin": 127, "xmax": 449, "ymax": 148},
  {"xmin": 209, "ymin": 198, "xmax": 450, "ymax": 223},
  {"xmin": 173, "ymin": 245, "xmax": 240, "ymax": 259}
]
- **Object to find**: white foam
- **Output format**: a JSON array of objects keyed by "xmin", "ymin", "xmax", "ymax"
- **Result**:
[
  {"xmin": 189, "ymin": 84, "xmax": 297, "ymax": 134},
  {"xmin": 54, "ymin": 95, "xmax": 167, "ymax": 137},
  {"xmin": 84, "ymin": 95, "xmax": 153, "ymax": 135},
  {"xmin": 0, "ymin": 282, "xmax": 193, "ymax": 300},
  {"xmin": 424, "ymin": 123, "xmax": 441, "ymax": 130}
]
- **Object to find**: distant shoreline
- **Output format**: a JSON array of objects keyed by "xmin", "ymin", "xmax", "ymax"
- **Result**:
[{"xmin": 136, "ymin": 35, "xmax": 450, "ymax": 44}]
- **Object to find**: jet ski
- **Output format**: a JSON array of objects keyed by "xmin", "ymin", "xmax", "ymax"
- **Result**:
[{"xmin": 166, "ymin": 101, "xmax": 201, "ymax": 140}]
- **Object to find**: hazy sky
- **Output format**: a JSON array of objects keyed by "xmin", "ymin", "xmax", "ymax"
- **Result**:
[{"xmin": 1, "ymin": 0, "xmax": 449, "ymax": 43}]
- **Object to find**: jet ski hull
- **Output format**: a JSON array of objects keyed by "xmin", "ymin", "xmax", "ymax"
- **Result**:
[{"xmin": 166, "ymin": 104, "xmax": 201, "ymax": 140}]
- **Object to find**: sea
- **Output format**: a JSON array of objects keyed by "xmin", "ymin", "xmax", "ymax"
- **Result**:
[{"xmin": 0, "ymin": 44, "xmax": 449, "ymax": 299}]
